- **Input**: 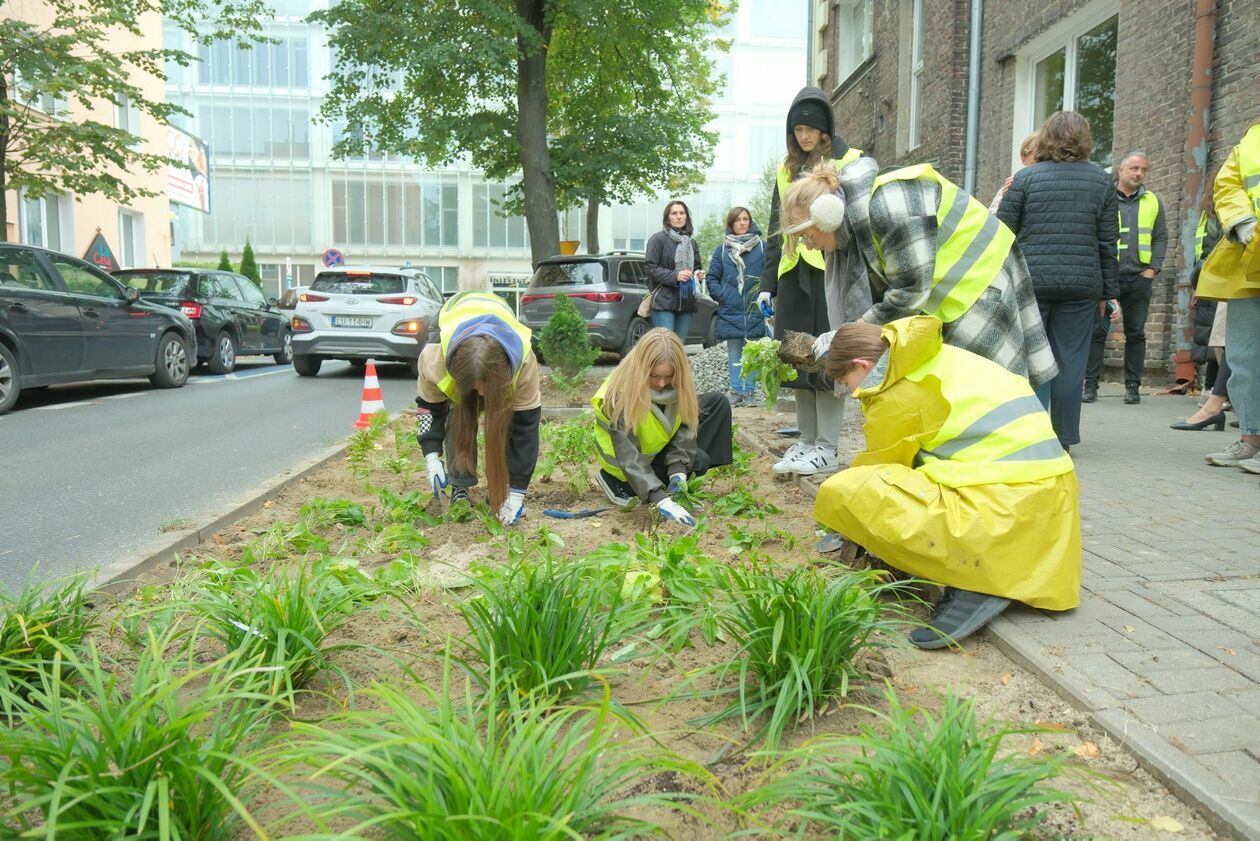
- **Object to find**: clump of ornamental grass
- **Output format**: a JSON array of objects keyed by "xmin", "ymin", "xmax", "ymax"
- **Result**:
[
  {"xmin": 187, "ymin": 559, "xmax": 360, "ymax": 702},
  {"xmin": 0, "ymin": 570, "xmax": 95, "ymax": 711},
  {"xmin": 738, "ymin": 687, "xmax": 1080, "ymax": 839},
  {"xmin": 695, "ymin": 561, "xmax": 907, "ymax": 752},
  {"xmin": 272, "ymin": 662, "xmax": 709, "ymax": 839},
  {"xmin": 0, "ymin": 629, "xmax": 278, "ymax": 839},
  {"xmin": 457, "ymin": 541, "xmax": 649, "ymax": 702}
]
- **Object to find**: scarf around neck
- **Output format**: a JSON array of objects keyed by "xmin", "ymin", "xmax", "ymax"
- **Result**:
[
  {"xmin": 723, "ymin": 232, "xmax": 762, "ymax": 291},
  {"xmin": 665, "ymin": 227, "xmax": 693, "ymax": 275}
]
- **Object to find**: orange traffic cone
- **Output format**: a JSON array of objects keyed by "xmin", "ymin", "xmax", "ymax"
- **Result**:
[{"xmin": 353, "ymin": 360, "xmax": 385, "ymax": 429}]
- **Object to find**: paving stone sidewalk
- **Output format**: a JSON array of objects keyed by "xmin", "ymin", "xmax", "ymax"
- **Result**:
[{"xmin": 745, "ymin": 384, "xmax": 1260, "ymax": 839}]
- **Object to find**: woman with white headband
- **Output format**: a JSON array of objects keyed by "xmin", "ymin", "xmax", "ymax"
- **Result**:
[{"xmin": 778, "ymin": 161, "xmax": 1057, "ymax": 388}]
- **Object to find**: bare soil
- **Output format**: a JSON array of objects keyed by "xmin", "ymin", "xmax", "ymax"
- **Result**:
[
  {"xmin": 99, "ymin": 401, "xmax": 1220, "ymax": 840},
  {"xmin": 777, "ymin": 330, "xmax": 824, "ymax": 373}
]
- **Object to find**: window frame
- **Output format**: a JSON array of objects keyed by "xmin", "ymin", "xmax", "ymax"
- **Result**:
[
  {"xmin": 834, "ymin": 0, "xmax": 874, "ymax": 86},
  {"xmin": 118, "ymin": 210, "xmax": 145, "ymax": 269},
  {"xmin": 907, "ymin": 0, "xmax": 924, "ymax": 151}
]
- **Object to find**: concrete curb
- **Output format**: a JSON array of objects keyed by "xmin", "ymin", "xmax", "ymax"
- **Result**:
[
  {"xmin": 741, "ymin": 432, "xmax": 1252, "ymax": 841},
  {"xmin": 93, "ymin": 406, "xmax": 596, "ymax": 597}
]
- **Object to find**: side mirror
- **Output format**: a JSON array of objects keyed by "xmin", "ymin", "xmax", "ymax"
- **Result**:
[{"xmin": 124, "ymin": 287, "xmax": 140, "ymax": 304}]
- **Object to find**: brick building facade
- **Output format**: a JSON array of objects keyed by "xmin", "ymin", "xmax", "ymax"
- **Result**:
[{"xmin": 810, "ymin": 0, "xmax": 1259, "ymax": 383}]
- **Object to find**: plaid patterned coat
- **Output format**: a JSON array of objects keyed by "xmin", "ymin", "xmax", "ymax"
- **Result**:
[{"xmin": 836, "ymin": 157, "xmax": 1058, "ymax": 386}]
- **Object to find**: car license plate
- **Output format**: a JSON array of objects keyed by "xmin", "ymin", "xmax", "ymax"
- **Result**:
[{"xmin": 331, "ymin": 315, "xmax": 373, "ymax": 328}]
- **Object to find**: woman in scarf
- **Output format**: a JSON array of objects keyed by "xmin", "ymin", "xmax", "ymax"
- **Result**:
[
  {"xmin": 644, "ymin": 200, "xmax": 704, "ymax": 342},
  {"xmin": 706, "ymin": 206, "xmax": 766, "ymax": 406}
]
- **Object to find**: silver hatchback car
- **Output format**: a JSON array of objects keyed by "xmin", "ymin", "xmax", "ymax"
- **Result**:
[
  {"xmin": 291, "ymin": 265, "xmax": 443, "ymax": 377},
  {"xmin": 520, "ymin": 253, "xmax": 717, "ymax": 358}
]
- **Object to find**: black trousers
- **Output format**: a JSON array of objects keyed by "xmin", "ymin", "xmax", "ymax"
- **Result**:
[
  {"xmin": 1086, "ymin": 274, "xmax": 1154, "ymax": 387},
  {"xmin": 649, "ymin": 391, "xmax": 733, "ymax": 480},
  {"xmin": 1213, "ymin": 352, "xmax": 1232, "ymax": 399},
  {"xmin": 444, "ymin": 406, "xmax": 541, "ymax": 490}
]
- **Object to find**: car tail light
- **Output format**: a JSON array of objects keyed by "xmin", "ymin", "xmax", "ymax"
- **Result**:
[
  {"xmin": 391, "ymin": 319, "xmax": 425, "ymax": 336},
  {"xmin": 299, "ymin": 292, "xmax": 329, "ymax": 303},
  {"xmin": 292, "ymin": 316, "xmax": 313, "ymax": 333},
  {"xmin": 520, "ymin": 294, "xmax": 551, "ymax": 305},
  {"xmin": 378, "ymin": 295, "xmax": 417, "ymax": 305},
  {"xmin": 568, "ymin": 292, "xmax": 623, "ymax": 303},
  {"xmin": 180, "ymin": 301, "xmax": 202, "ymax": 318}
]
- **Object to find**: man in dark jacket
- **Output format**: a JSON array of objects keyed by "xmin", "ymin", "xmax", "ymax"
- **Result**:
[{"xmin": 1083, "ymin": 151, "xmax": 1167, "ymax": 404}]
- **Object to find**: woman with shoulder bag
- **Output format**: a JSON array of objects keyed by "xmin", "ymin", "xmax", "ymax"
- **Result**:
[{"xmin": 643, "ymin": 200, "xmax": 704, "ymax": 343}]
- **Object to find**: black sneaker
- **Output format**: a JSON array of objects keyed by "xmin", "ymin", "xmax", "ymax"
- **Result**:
[
  {"xmin": 1081, "ymin": 382, "xmax": 1098, "ymax": 403},
  {"xmin": 448, "ymin": 486, "xmax": 471, "ymax": 506},
  {"xmin": 908, "ymin": 588, "xmax": 1011, "ymax": 649},
  {"xmin": 1124, "ymin": 384, "xmax": 1140, "ymax": 405},
  {"xmin": 595, "ymin": 470, "xmax": 636, "ymax": 507}
]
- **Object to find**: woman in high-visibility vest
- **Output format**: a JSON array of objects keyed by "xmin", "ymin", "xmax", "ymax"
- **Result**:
[
  {"xmin": 762, "ymin": 86, "xmax": 869, "ymax": 478},
  {"xmin": 591, "ymin": 328, "xmax": 732, "ymax": 528},
  {"xmin": 778, "ymin": 158, "xmax": 1058, "ymax": 392},
  {"xmin": 814, "ymin": 316, "xmax": 1081, "ymax": 649},
  {"xmin": 415, "ymin": 291, "xmax": 542, "ymax": 527}
]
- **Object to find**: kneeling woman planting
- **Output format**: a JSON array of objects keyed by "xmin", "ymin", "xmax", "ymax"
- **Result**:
[
  {"xmin": 815, "ymin": 315, "xmax": 1081, "ymax": 648},
  {"xmin": 416, "ymin": 291, "xmax": 541, "ymax": 527},
  {"xmin": 592, "ymin": 328, "xmax": 733, "ymax": 527}
]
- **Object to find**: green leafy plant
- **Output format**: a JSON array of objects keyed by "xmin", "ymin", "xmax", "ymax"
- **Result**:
[
  {"xmin": 722, "ymin": 521, "xmax": 797, "ymax": 555},
  {"xmin": 274, "ymin": 661, "xmax": 705, "ymax": 839},
  {"xmin": 0, "ymin": 571, "xmax": 95, "ymax": 711},
  {"xmin": 708, "ymin": 486, "xmax": 781, "ymax": 519},
  {"xmin": 741, "ymin": 337, "xmax": 798, "ymax": 409},
  {"xmin": 458, "ymin": 549, "xmax": 646, "ymax": 702},
  {"xmin": 346, "ymin": 409, "xmax": 391, "ymax": 480},
  {"xmin": 217, "ymin": 250, "xmax": 233, "ymax": 271},
  {"xmin": 238, "ymin": 239, "xmax": 262, "ymax": 287},
  {"xmin": 0, "ymin": 630, "xmax": 277, "ymax": 838},
  {"xmin": 354, "ymin": 521, "xmax": 430, "ymax": 560},
  {"xmin": 538, "ymin": 293, "xmax": 598, "ymax": 398},
  {"xmin": 537, "ymin": 413, "xmax": 598, "ymax": 496},
  {"xmin": 739, "ymin": 687, "xmax": 1079, "ymax": 839},
  {"xmin": 668, "ymin": 473, "xmax": 708, "ymax": 512},
  {"xmin": 375, "ymin": 486, "xmax": 443, "ymax": 526},
  {"xmin": 298, "ymin": 496, "xmax": 366, "ymax": 530},
  {"xmin": 697, "ymin": 562, "xmax": 906, "ymax": 751}
]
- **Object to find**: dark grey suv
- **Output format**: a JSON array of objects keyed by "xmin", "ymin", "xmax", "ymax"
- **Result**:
[{"xmin": 520, "ymin": 252, "xmax": 717, "ymax": 357}]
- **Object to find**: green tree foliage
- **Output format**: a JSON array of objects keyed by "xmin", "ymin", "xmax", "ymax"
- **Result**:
[
  {"xmin": 238, "ymin": 240, "xmax": 261, "ymax": 287},
  {"xmin": 311, "ymin": 0, "xmax": 726, "ymax": 265},
  {"xmin": 216, "ymin": 250, "xmax": 232, "ymax": 271},
  {"xmin": 0, "ymin": 0, "xmax": 267, "ymax": 240},
  {"xmin": 538, "ymin": 293, "xmax": 598, "ymax": 394}
]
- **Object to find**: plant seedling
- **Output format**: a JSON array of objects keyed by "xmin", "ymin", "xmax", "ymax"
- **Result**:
[{"xmin": 741, "ymin": 338, "xmax": 798, "ymax": 409}]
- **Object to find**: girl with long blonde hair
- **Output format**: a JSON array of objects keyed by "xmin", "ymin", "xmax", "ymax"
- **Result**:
[
  {"xmin": 591, "ymin": 328, "xmax": 732, "ymax": 527},
  {"xmin": 415, "ymin": 291, "xmax": 542, "ymax": 527}
]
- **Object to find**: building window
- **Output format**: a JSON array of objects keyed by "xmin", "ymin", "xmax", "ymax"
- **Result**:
[
  {"xmin": 119, "ymin": 211, "xmax": 145, "ymax": 269},
  {"xmin": 21, "ymin": 194, "xmax": 68, "ymax": 252},
  {"xmin": 473, "ymin": 183, "xmax": 528, "ymax": 250},
  {"xmin": 114, "ymin": 95, "xmax": 141, "ymax": 137},
  {"xmin": 906, "ymin": 0, "xmax": 924, "ymax": 150},
  {"xmin": 835, "ymin": 0, "xmax": 873, "ymax": 84},
  {"xmin": 419, "ymin": 265, "xmax": 459, "ymax": 294},
  {"xmin": 330, "ymin": 175, "xmax": 456, "ymax": 248},
  {"xmin": 1022, "ymin": 10, "xmax": 1118, "ymax": 169}
]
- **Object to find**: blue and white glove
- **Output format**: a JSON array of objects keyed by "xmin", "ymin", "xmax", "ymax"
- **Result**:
[
  {"xmin": 667, "ymin": 473, "xmax": 688, "ymax": 495},
  {"xmin": 812, "ymin": 330, "xmax": 836, "ymax": 361},
  {"xmin": 757, "ymin": 291, "xmax": 774, "ymax": 318},
  {"xmin": 497, "ymin": 489, "xmax": 526, "ymax": 527},
  {"xmin": 656, "ymin": 497, "xmax": 696, "ymax": 528},
  {"xmin": 424, "ymin": 452, "xmax": 448, "ymax": 499}
]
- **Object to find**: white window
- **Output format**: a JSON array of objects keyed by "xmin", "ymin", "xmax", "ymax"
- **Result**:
[
  {"xmin": 118, "ymin": 211, "xmax": 145, "ymax": 269},
  {"xmin": 907, "ymin": 0, "xmax": 924, "ymax": 150},
  {"xmin": 835, "ymin": 0, "xmax": 873, "ymax": 84},
  {"xmin": 419, "ymin": 265, "xmax": 459, "ymax": 294},
  {"xmin": 12, "ymin": 71, "xmax": 67, "ymax": 117},
  {"xmin": 114, "ymin": 94, "xmax": 141, "ymax": 136},
  {"xmin": 21, "ymin": 194, "xmax": 69, "ymax": 252},
  {"xmin": 1014, "ymin": 4, "xmax": 1118, "ymax": 169}
]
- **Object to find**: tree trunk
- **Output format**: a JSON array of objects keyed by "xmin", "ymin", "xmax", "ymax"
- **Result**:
[
  {"xmin": 515, "ymin": 0, "xmax": 559, "ymax": 266},
  {"xmin": 585, "ymin": 194, "xmax": 601, "ymax": 254},
  {"xmin": 0, "ymin": 74, "xmax": 9, "ymax": 243}
]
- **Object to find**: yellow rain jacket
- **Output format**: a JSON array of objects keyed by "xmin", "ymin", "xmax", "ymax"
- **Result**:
[
  {"xmin": 1198, "ymin": 123, "xmax": 1260, "ymax": 301},
  {"xmin": 814, "ymin": 316, "xmax": 1081, "ymax": 610}
]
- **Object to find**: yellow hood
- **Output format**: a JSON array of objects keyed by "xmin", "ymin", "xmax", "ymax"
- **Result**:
[{"xmin": 853, "ymin": 315, "xmax": 943, "ymax": 398}]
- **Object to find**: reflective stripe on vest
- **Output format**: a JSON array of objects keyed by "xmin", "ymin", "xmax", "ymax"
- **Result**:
[
  {"xmin": 435, "ymin": 290, "xmax": 532, "ymax": 402},
  {"xmin": 870, "ymin": 164, "xmax": 1015, "ymax": 323},
  {"xmin": 776, "ymin": 147, "xmax": 863, "ymax": 275},
  {"xmin": 590, "ymin": 375, "xmax": 682, "ymax": 482},
  {"xmin": 1237, "ymin": 125, "xmax": 1260, "ymax": 216},
  {"xmin": 908, "ymin": 344, "xmax": 1073, "ymax": 487},
  {"xmin": 1116, "ymin": 190, "xmax": 1160, "ymax": 264}
]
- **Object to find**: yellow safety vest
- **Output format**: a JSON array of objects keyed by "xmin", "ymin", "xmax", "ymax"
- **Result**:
[
  {"xmin": 1238, "ymin": 125, "xmax": 1260, "ymax": 216},
  {"xmin": 776, "ymin": 146, "xmax": 863, "ymax": 275},
  {"xmin": 590, "ymin": 375, "xmax": 682, "ymax": 482},
  {"xmin": 870, "ymin": 164, "xmax": 1014, "ymax": 324},
  {"xmin": 877, "ymin": 340, "xmax": 1073, "ymax": 488},
  {"xmin": 1195, "ymin": 211, "xmax": 1209, "ymax": 260},
  {"xmin": 435, "ymin": 290, "xmax": 532, "ymax": 402},
  {"xmin": 1116, "ymin": 190, "xmax": 1160, "ymax": 265}
]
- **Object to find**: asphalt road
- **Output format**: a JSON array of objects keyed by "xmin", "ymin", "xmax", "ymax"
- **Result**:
[{"xmin": 0, "ymin": 359, "xmax": 420, "ymax": 593}]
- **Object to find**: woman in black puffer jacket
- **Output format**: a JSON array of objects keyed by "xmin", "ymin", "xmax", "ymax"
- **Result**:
[{"xmin": 997, "ymin": 111, "xmax": 1119, "ymax": 449}]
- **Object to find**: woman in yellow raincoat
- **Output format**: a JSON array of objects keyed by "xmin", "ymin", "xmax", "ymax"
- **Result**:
[{"xmin": 815, "ymin": 315, "xmax": 1081, "ymax": 648}]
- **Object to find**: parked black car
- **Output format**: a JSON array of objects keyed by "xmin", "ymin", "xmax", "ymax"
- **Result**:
[
  {"xmin": 113, "ymin": 268, "xmax": 293, "ymax": 374},
  {"xmin": 0, "ymin": 243, "xmax": 196, "ymax": 415},
  {"xmin": 520, "ymin": 252, "xmax": 718, "ymax": 358}
]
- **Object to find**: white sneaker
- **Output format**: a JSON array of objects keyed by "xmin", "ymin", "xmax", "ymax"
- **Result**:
[
  {"xmin": 787, "ymin": 444, "xmax": 839, "ymax": 476},
  {"xmin": 773, "ymin": 441, "xmax": 810, "ymax": 474}
]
